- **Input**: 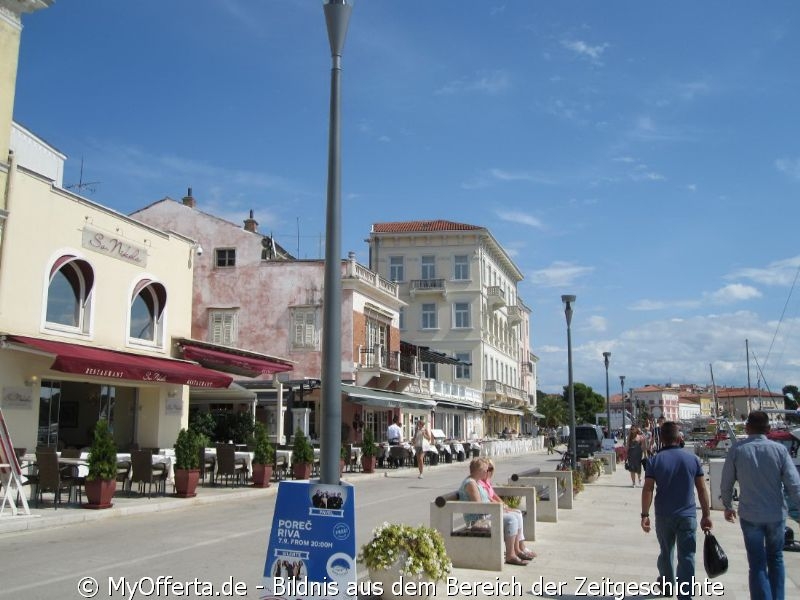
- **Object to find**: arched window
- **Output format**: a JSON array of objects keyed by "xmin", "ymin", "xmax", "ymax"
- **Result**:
[
  {"xmin": 45, "ymin": 256, "xmax": 94, "ymax": 334},
  {"xmin": 129, "ymin": 280, "xmax": 167, "ymax": 345}
]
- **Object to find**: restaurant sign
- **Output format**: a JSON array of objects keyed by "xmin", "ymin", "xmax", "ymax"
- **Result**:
[
  {"xmin": 82, "ymin": 227, "xmax": 148, "ymax": 267},
  {"xmin": 261, "ymin": 480, "xmax": 356, "ymax": 600}
]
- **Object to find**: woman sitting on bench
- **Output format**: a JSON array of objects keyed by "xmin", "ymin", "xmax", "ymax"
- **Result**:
[
  {"xmin": 458, "ymin": 458, "xmax": 530, "ymax": 566},
  {"xmin": 482, "ymin": 459, "xmax": 536, "ymax": 561}
]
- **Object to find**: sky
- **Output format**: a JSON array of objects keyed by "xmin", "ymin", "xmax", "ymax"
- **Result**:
[{"xmin": 11, "ymin": 1, "xmax": 800, "ymax": 396}]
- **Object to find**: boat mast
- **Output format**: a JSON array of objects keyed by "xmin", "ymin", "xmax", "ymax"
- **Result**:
[
  {"xmin": 710, "ymin": 363, "xmax": 720, "ymax": 418},
  {"xmin": 746, "ymin": 339, "xmax": 752, "ymax": 414}
]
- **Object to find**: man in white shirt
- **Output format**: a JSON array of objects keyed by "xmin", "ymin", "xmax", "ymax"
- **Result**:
[{"xmin": 387, "ymin": 416, "xmax": 402, "ymax": 445}]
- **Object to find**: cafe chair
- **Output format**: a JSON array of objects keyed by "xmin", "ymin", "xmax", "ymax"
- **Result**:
[
  {"xmin": 199, "ymin": 446, "xmax": 215, "ymax": 486},
  {"xmin": 215, "ymin": 444, "xmax": 247, "ymax": 487},
  {"xmin": 115, "ymin": 459, "xmax": 132, "ymax": 493},
  {"xmin": 130, "ymin": 450, "xmax": 167, "ymax": 498},
  {"xmin": 33, "ymin": 451, "xmax": 75, "ymax": 509}
]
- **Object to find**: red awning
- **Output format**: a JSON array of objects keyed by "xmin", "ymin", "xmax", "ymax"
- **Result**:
[
  {"xmin": 177, "ymin": 339, "xmax": 293, "ymax": 378},
  {"xmin": 4, "ymin": 335, "xmax": 233, "ymax": 388}
]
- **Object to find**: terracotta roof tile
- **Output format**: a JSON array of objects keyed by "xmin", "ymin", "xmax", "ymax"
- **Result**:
[{"xmin": 371, "ymin": 220, "xmax": 482, "ymax": 233}]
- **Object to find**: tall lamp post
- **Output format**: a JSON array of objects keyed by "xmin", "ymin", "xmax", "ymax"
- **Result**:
[
  {"xmin": 320, "ymin": 0, "xmax": 352, "ymax": 485},
  {"xmin": 619, "ymin": 375, "xmax": 626, "ymax": 439},
  {"xmin": 562, "ymin": 295, "xmax": 577, "ymax": 469},
  {"xmin": 603, "ymin": 352, "xmax": 611, "ymax": 439}
]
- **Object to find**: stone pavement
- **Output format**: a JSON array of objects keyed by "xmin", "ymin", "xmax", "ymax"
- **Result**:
[{"xmin": 435, "ymin": 461, "xmax": 800, "ymax": 599}]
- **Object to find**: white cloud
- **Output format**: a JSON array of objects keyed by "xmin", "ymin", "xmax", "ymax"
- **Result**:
[
  {"xmin": 530, "ymin": 261, "xmax": 594, "ymax": 288},
  {"xmin": 586, "ymin": 315, "xmax": 608, "ymax": 333},
  {"xmin": 705, "ymin": 284, "xmax": 762, "ymax": 304},
  {"xmin": 776, "ymin": 157, "xmax": 800, "ymax": 179},
  {"xmin": 561, "ymin": 39, "xmax": 609, "ymax": 65},
  {"xmin": 435, "ymin": 70, "xmax": 510, "ymax": 96},
  {"xmin": 496, "ymin": 210, "xmax": 544, "ymax": 229},
  {"xmin": 727, "ymin": 256, "xmax": 800, "ymax": 286}
]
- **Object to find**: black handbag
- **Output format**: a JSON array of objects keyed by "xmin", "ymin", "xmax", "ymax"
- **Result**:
[
  {"xmin": 623, "ymin": 459, "xmax": 631, "ymax": 471},
  {"xmin": 703, "ymin": 530, "xmax": 728, "ymax": 578}
]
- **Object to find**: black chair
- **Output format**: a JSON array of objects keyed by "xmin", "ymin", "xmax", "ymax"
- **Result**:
[
  {"xmin": 215, "ymin": 444, "xmax": 247, "ymax": 487},
  {"xmin": 130, "ymin": 450, "xmax": 167, "ymax": 498},
  {"xmin": 198, "ymin": 446, "xmax": 215, "ymax": 486},
  {"xmin": 33, "ymin": 451, "xmax": 74, "ymax": 509},
  {"xmin": 115, "ymin": 459, "xmax": 132, "ymax": 493}
]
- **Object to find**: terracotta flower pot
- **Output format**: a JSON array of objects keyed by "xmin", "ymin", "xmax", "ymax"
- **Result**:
[
  {"xmin": 252, "ymin": 464, "xmax": 273, "ymax": 487},
  {"xmin": 174, "ymin": 469, "xmax": 200, "ymax": 498},
  {"xmin": 84, "ymin": 478, "xmax": 115, "ymax": 509},
  {"xmin": 293, "ymin": 462, "xmax": 313, "ymax": 480},
  {"xmin": 361, "ymin": 455, "xmax": 377, "ymax": 473}
]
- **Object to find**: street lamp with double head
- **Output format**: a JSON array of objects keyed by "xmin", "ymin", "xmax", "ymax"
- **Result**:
[{"xmin": 603, "ymin": 352, "xmax": 611, "ymax": 440}]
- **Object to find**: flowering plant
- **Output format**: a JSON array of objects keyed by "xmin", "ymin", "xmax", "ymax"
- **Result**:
[{"xmin": 358, "ymin": 523, "xmax": 451, "ymax": 581}]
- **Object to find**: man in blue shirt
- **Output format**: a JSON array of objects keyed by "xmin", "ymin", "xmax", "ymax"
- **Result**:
[
  {"xmin": 721, "ymin": 411, "xmax": 800, "ymax": 600},
  {"xmin": 641, "ymin": 421, "xmax": 712, "ymax": 600}
]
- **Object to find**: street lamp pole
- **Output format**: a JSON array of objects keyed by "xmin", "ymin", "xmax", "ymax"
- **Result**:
[
  {"xmin": 603, "ymin": 352, "xmax": 611, "ymax": 439},
  {"xmin": 562, "ymin": 295, "xmax": 577, "ymax": 469},
  {"xmin": 320, "ymin": 0, "xmax": 352, "ymax": 485},
  {"xmin": 619, "ymin": 375, "xmax": 626, "ymax": 440}
]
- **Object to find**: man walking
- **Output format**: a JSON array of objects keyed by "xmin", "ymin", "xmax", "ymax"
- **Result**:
[
  {"xmin": 641, "ymin": 421, "xmax": 712, "ymax": 600},
  {"xmin": 721, "ymin": 411, "xmax": 800, "ymax": 600}
]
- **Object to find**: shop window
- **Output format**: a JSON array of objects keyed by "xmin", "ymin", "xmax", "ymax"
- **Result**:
[
  {"xmin": 129, "ymin": 279, "xmax": 167, "ymax": 346},
  {"xmin": 44, "ymin": 255, "xmax": 94, "ymax": 335}
]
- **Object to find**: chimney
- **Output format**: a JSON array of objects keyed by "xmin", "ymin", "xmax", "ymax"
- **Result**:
[
  {"xmin": 243, "ymin": 209, "xmax": 258, "ymax": 233},
  {"xmin": 182, "ymin": 187, "xmax": 196, "ymax": 208}
]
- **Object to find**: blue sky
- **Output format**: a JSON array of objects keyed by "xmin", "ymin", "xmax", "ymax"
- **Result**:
[{"xmin": 12, "ymin": 1, "xmax": 800, "ymax": 395}]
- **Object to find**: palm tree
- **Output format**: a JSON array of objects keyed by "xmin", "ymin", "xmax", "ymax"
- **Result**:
[{"xmin": 539, "ymin": 394, "xmax": 567, "ymax": 428}]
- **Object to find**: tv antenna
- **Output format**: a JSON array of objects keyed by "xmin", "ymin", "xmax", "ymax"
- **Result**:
[{"xmin": 65, "ymin": 157, "xmax": 101, "ymax": 195}]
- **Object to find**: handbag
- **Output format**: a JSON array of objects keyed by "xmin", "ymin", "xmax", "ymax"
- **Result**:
[
  {"xmin": 623, "ymin": 459, "xmax": 631, "ymax": 471},
  {"xmin": 703, "ymin": 530, "xmax": 728, "ymax": 578}
]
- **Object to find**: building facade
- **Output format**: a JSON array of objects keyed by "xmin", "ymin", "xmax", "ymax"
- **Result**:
[{"xmin": 367, "ymin": 220, "xmax": 537, "ymax": 437}]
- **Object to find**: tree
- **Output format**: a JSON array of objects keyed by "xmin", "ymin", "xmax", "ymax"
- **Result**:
[
  {"xmin": 563, "ymin": 382, "xmax": 605, "ymax": 425},
  {"xmin": 783, "ymin": 385, "xmax": 800, "ymax": 424},
  {"xmin": 538, "ymin": 393, "xmax": 567, "ymax": 428}
]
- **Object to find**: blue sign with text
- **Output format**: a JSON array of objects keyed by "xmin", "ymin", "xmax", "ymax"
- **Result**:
[{"xmin": 260, "ymin": 480, "xmax": 357, "ymax": 600}]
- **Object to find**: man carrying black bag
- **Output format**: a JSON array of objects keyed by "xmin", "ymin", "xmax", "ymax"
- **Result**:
[
  {"xmin": 641, "ymin": 421, "xmax": 712, "ymax": 600},
  {"xmin": 721, "ymin": 411, "xmax": 800, "ymax": 600}
]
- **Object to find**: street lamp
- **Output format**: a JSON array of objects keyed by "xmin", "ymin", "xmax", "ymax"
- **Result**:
[
  {"xmin": 320, "ymin": 0, "xmax": 352, "ymax": 485},
  {"xmin": 603, "ymin": 352, "xmax": 611, "ymax": 440},
  {"xmin": 619, "ymin": 375, "xmax": 626, "ymax": 440},
  {"xmin": 562, "ymin": 295, "xmax": 577, "ymax": 469}
]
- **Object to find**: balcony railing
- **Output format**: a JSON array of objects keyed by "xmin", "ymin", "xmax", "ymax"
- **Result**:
[
  {"xmin": 409, "ymin": 278, "xmax": 446, "ymax": 297},
  {"xmin": 357, "ymin": 344, "xmax": 419, "ymax": 377},
  {"xmin": 344, "ymin": 258, "xmax": 399, "ymax": 298},
  {"xmin": 507, "ymin": 304, "xmax": 523, "ymax": 325},
  {"xmin": 483, "ymin": 379, "xmax": 527, "ymax": 401},
  {"xmin": 486, "ymin": 286, "xmax": 506, "ymax": 309}
]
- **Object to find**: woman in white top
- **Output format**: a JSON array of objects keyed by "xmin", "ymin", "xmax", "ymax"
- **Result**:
[{"xmin": 413, "ymin": 418, "xmax": 432, "ymax": 479}]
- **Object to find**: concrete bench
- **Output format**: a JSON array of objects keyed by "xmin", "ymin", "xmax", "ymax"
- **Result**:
[
  {"xmin": 508, "ymin": 476, "xmax": 559, "ymax": 522},
  {"xmin": 491, "ymin": 484, "xmax": 537, "ymax": 541},
  {"xmin": 539, "ymin": 470, "xmax": 573, "ymax": 509},
  {"xmin": 429, "ymin": 492, "xmax": 504, "ymax": 571},
  {"xmin": 596, "ymin": 451, "xmax": 616, "ymax": 474}
]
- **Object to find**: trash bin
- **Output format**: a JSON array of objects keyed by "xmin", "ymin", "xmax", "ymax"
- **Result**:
[
  {"xmin": 457, "ymin": 450, "xmax": 466, "ymax": 462},
  {"xmin": 471, "ymin": 448, "xmax": 480, "ymax": 458}
]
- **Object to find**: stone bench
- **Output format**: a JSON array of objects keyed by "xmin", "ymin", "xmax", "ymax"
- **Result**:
[
  {"xmin": 429, "ymin": 491, "xmax": 504, "ymax": 571},
  {"xmin": 508, "ymin": 475, "xmax": 559, "ymax": 522},
  {"xmin": 491, "ymin": 484, "xmax": 537, "ymax": 541},
  {"xmin": 595, "ymin": 451, "xmax": 616, "ymax": 474}
]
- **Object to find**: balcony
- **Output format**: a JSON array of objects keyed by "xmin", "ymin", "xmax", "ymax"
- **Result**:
[
  {"xmin": 486, "ymin": 286, "xmax": 505, "ymax": 310},
  {"xmin": 355, "ymin": 344, "xmax": 418, "ymax": 387},
  {"xmin": 483, "ymin": 379, "xmax": 527, "ymax": 404},
  {"xmin": 409, "ymin": 278, "xmax": 447, "ymax": 298},
  {"xmin": 506, "ymin": 304, "xmax": 523, "ymax": 325}
]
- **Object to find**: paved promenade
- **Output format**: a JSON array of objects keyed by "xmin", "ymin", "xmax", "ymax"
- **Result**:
[
  {"xmin": 437, "ymin": 459, "xmax": 800, "ymax": 599},
  {"xmin": 2, "ymin": 448, "xmax": 798, "ymax": 598}
]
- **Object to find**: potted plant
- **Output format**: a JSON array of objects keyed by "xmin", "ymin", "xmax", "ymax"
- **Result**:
[
  {"xmin": 359, "ymin": 523, "xmax": 451, "ymax": 600},
  {"xmin": 85, "ymin": 420, "xmax": 117, "ymax": 509},
  {"xmin": 581, "ymin": 458, "xmax": 603, "ymax": 483},
  {"xmin": 174, "ymin": 428, "xmax": 204, "ymax": 498},
  {"xmin": 361, "ymin": 427, "xmax": 377, "ymax": 473},
  {"xmin": 571, "ymin": 468, "xmax": 585, "ymax": 496},
  {"xmin": 340, "ymin": 444, "xmax": 348, "ymax": 475},
  {"xmin": 251, "ymin": 422, "xmax": 274, "ymax": 488},
  {"xmin": 291, "ymin": 429, "xmax": 314, "ymax": 480}
]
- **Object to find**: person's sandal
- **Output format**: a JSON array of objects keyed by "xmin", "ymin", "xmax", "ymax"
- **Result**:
[
  {"xmin": 519, "ymin": 550, "xmax": 537, "ymax": 560},
  {"xmin": 504, "ymin": 557, "xmax": 529, "ymax": 566}
]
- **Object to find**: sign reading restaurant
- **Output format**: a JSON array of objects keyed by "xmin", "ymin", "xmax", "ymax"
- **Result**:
[{"xmin": 82, "ymin": 227, "xmax": 148, "ymax": 267}]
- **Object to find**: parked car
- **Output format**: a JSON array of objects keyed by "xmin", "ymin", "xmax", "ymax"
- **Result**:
[{"xmin": 572, "ymin": 424, "xmax": 604, "ymax": 458}]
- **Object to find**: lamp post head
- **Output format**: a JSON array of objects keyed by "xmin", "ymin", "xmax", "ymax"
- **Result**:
[
  {"xmin": 603, "ymin": 351, "xmax": 611, "ymax": 369},
  {"xmin": 324, "ymin": 0, "xmax": 353, "ymax": 57},
  {"xmin": 620, "ymin": 375, "xmax": 626, "ymax": 387},
  {"xmin": 561, "ymin": 294, "xmax": 576, "ymax": 326}
]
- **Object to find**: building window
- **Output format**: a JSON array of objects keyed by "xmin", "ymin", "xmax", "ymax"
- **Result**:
[
  {"xmin": 453, "ymin": 302, "xmax": 471, "ymax": 328},
  {"xmin": 454, "ymin": 255, "xmax": 469, "ymax": 280},
  {"xmin": 421, "ymin": 303, "xmax": 437, "ymax": 329},
  {"xmin": 421, "ymin": 361, "xmax": 437, "ymax": 379},
  {"xmin": 455, "ymin": 352, "xmax": 471, "ymax": 380},
  {"xmin": 129, "ymin": 280, "xmax": 167, "ymax": 345},
  {"xmin": 421, "ymin": 255, "xmax": 435, "ymax": 280},
  {"xmin": 215, "ymin": 248, "xmax": 236, "ymax": 268},
  {"xmin": 291, "ymin": 308, "xmax": 318, "ymax": 350},
  {"xmin": 399, "ymin": 307, "xmax": 406, "ymax": 330},
  {"xmin": 209, "ymin": 309, "xmax": 238, "ymax": 346},
  {"xmin": 389, "ymin": 256, "xmax": 404, "ymax": 282},
  {"xmin": 44, "ymin": 256, "xmax": 94, "ymax": 334}
]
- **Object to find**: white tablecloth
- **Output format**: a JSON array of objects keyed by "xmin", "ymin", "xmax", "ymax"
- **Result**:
[
  {"xmin": 204, "ymin": 448, "xmax": 254, "ymax": 476},
  {"xmin": 116, "ymin": 453, "xmax": 174, "ymax": 483}
]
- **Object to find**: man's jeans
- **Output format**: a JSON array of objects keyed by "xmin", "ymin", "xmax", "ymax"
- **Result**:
[
  {"xmin": 740, "ymin": 518, "xmax": 785, "ymax": 600},
  {"xmin": 655, "ymin": 515, "xmax": 697, "ymax": 600}
]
